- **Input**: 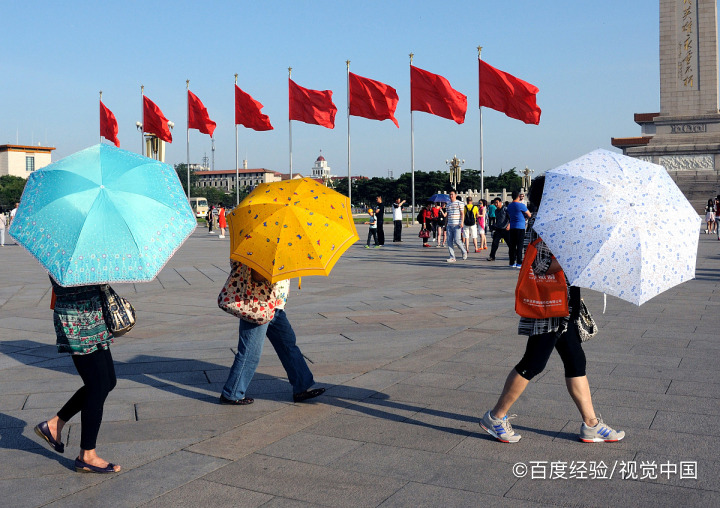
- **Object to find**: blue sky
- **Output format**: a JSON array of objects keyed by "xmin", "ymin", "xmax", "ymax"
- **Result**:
[{"xmin": 2, "ymin": 1, "xmax": 665, "ymax": 179}]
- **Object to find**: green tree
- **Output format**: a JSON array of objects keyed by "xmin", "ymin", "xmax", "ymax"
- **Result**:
[
  {"xmin": 495, "ymin": 167, "xmax": 522, "ymax": 193},
  {"xmin": 0, "ymin": 175, "xmax": 27, "ymax": 210},
  {"xmin": 174, "ymin": 163, "xmax": 198, "ymax": 196}
]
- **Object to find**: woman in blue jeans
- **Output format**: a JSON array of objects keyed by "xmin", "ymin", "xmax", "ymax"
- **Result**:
[{"xmin": 220, "ymin": 264, "xmax": 325, "ymax": 405}]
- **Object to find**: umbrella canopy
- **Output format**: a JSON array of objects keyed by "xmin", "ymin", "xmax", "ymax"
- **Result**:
[
  {"xmin": 9, "ymin": 144, "xmax": 196, "ymax": 286},
  {"xmin": 227, "ymin": 178, "xmax": 358, "ymax": 283},
  {"xmin": 428, "ymin": 193, "xmax": 450, "ymax": 203},
  {"xmin": 533, "ymin": 149, "xmax": 700, "ymax": 305}
]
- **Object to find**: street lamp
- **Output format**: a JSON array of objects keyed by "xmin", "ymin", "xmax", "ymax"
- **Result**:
[{"xmin": 446, "ymin": 155, "xmax": 465, "ymax": 189}]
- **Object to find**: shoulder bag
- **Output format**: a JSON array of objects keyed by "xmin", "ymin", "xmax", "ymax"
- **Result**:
[
  {"xmin": 100, "ymin": 285, "xmax": 136, "ymax": 336},
  {"xmin": 218, "ymin": 262, "xmax": 283, "ymax": 324},
  {"xmin": 575, "ymin": 299, "xmax": 598, "ymax": 342},
  {"xmin": 515, "ymin": 239, "xmax": 569, "ymax": 319}
]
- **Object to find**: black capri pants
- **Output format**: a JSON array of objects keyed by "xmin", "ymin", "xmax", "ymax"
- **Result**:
[
  {"xmin": 514, "ymin": 323, "xmax": 586, "ymax": 380},
  {"xmin": 57, "ymin": 348, "xmax": 117, "ymax": 450}
]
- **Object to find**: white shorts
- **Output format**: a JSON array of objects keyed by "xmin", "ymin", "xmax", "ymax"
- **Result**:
[{"xmin": 463, "ymin": 224, "xmax": 478, "ymax": 239}]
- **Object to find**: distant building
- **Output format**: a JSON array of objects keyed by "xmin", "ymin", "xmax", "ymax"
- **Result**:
[
  {"xmin": 195, "ymin": 167, "xmax": 282, "ymax": 191},
  {"xmin": 311, "ymin": 154, "xmax": 333, "ymax": 179},
  {"xmin": 0, "ymin": 144, "xmax": 55, "ymax": 178}
]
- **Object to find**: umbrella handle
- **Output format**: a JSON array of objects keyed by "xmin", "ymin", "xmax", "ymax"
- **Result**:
[{"xmin": 603, "ymin": 293, "xmax": 606, "ymax": 314}]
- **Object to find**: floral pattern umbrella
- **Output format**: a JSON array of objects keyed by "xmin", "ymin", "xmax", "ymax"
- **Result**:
[
  {"xmin": 9, "ymin": 144, "xmax": 196, "ymax": 286},
  {"xmin": 228, "ymin": 178, "xmax": 358, "ymax": 283},
  {"xmin": 533, "ymin": 149, "xmax": 700, "ymax": 305}
]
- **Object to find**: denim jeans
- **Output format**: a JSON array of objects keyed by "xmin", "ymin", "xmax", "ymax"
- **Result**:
[
  {"xmin": 222, "ymin": 309, "xmax": 314, "ymax": 400},
  {"xmin": 446, "ymin": 224, "xmax": 467, "ymax": 259}
]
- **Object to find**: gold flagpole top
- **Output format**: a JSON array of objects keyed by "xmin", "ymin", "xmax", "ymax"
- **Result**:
[
  {"xmin": 234, "ymin": 73, "xmax": 238, "ymax": 85},
  {"xmin": 346, "ymin": 60, "xmax": 350, "ymax": 69},
  {"xmin": 99, "ymin": 91, "xmax": 102, "ymax": 100},
  {"xmin": 186, "ymin": 79, "xmax": 189, "ymax": 89},
  {"xmin": 288, "ymin": 67, "xmax": 292, "ymax": 78},
  {"xmin": 477, "ymin": 46, "xmax": 483, "ymax": 59},
  {"xmin": 409, "ymin": 53, "xmax": 414, "ymax": 65},
  {"xmin": 141, "ymin": 85, "xmax": 144, "ymax": 95}
]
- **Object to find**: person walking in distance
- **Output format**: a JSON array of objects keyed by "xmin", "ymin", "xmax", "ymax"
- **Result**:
[
  {"xmin": 375, "ymin": 196, "xmax": 385, "ymax": 246},
  {"xmin": 506, "ymin": 191, "xmax": 531, "ymax": 268},
  {"xmin": 463, "ymin": 196, "xmax": 480, "ymax": 253},
  {"xmin": 487, "ymin": 198, "xmax": 510, "ymax": 261},
  {"xmin": 365, "ymin": 208, "xmax": 379, "ymax": 248},
  {"xmin": 445, "ymin": 190, "xmax": 467, "ymax": 262},
  {"xmin": 392, "ymin": 198, "xmax": 406, "ymax": 242}
]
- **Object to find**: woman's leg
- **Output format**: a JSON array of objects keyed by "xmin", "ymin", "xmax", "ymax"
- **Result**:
[
  {"xmin": 222, "ymin": 320, "xmax": 268, "ymax": 401},
  {"xmin": 554, "ymin": 325, "xmax": 598, "ymax": 425},
  {"xmin": 266, "ymin": 310, "xmax": 314, "ymax": 393},
  {"xmin": 68, "ymin": 348, "xmax": 120, "ymax": 471},
  {"xmin": 493, "ymin": 331, "xmax": 559, "ymax": 418}
]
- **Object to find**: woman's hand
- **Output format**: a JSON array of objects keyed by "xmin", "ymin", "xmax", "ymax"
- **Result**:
[{"xmin": 250, "ymin": 269, "xmax": 267, "ymax": 283}]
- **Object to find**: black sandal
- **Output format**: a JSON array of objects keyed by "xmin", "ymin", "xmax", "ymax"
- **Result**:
[
  {"xmin": 219, "ymin": 395, "xmax": 254, "ymax": 405},
  {"xmin": 293, "ymin": 388, "xmax": 326, "ymax": 403}
]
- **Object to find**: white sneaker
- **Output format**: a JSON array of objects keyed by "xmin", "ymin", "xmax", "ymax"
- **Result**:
[
  {"xmin": 462, "ymin": 252, "xmax": 467, "ymax": 260},
  {"xmin": 479, "ymin": 410, "xmax": 521, "ymax": 443},
  {"xmin": 446, "ymin": 258, "xmax": 456, "ymax": 263},
  {"xmin": 580, "ymin": 416, "xmax": 625, "ymax": 443},
  {"xmin": 219, "ymin": 235, "xmax": 225, "ymax": 238}
]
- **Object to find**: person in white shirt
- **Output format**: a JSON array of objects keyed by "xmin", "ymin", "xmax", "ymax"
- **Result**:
[
  {"xmin": 445, "ymin": 190, "xmax": 467, "ymax": 262},
  {"xmin": 392, "ymin": 198, "xmax": 406, "ymax": 242}
]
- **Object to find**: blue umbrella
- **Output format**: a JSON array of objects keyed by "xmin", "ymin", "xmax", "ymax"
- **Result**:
[
  {"xmin": 9, "ymin": 144, "xmax": 196, "ymax": 286},
  {"xmin": 428, "ymin": 193, "xmax": 450, "ymax": 203}
]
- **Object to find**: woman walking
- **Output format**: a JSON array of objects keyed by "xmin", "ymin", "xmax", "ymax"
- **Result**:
[
  {"xmin": 221, "ymin": 262, "xmax": 325, "ymax": 405},
  {"xmin": 34, "ymin": 279, "xmax": 121, "ymax": 473},
  {"xmin": 705, "ymin": 198, "xmax": 716, "ymax": 234},
  {"xmin": 479, "ymin": 175, "xmax": 624, "ymax": 444}
]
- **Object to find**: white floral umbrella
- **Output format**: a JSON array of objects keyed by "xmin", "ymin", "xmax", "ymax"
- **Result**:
[{"xmin": 533, "ymin": 149, "xmax": 700, "ymax": 306}]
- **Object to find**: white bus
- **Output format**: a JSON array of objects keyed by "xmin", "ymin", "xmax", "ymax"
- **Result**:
[{"xmin": 189, "ymin": 197, "xmax": 209, "ymax": 218}]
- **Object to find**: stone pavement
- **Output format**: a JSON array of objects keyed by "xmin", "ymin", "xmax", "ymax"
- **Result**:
[{"xmin": 0, "ymin": 225, "xmax": 718, "ymax": 507}]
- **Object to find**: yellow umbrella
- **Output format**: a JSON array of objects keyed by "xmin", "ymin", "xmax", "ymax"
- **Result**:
[{"xmin": 227, "ymin": 178, "xmax": 359, "ymax": 283}]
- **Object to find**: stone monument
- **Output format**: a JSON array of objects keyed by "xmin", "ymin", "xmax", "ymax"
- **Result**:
[{"xmin": 612, "ymin": 0, "xmax": 720, "ymax": 172}]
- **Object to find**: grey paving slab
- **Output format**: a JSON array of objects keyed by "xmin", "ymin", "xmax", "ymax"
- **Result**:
[
  {"xmin": 44, "ymin": 451, "xmax": 230, "ymax": 508},
  {"xmin": 257, "ymin": 432, "xmax": 364, "ymax": 466},
  {"xmin": 332, "ymin": 441, "xmax": 516, "ymax": 496},
  {"xmin": 141, "ymin": 479, "xmax": 274, "ymax": 508},
  {"xmin": 205, "ymin": 453, "xmax": 407, "ymax": 507},
  {"xmin": 505, "ymin": 475, "xmax": 719, "ymax": 508},
  {"xmin": 379, "ymin": 482, "xmax": 552, "ymax": 508}
]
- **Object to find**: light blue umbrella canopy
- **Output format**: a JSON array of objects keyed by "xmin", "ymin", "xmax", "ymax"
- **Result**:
[{"xmin": 9, "ymin": 144, "xmax": 196, "ymax": 286}]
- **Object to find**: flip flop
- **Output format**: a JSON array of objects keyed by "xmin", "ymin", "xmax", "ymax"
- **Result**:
[
  {"xmin": 34, "ymin": 421, "xmax": 64, "ymax": 454},
  {"xmin": 74, "ymin": 457, "xmax": 119, "ymax": 474}
]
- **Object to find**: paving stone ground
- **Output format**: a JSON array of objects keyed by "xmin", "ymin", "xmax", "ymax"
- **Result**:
[{"xmin": 0, "ymin": 224, "xmax": 719, "ymax": 507}]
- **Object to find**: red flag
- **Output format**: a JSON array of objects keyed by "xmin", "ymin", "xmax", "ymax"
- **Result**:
[
  {"xmin": 288, "ymin": 79, "xmax": 337, "ymax": 129},
  {"xmin": 100, "ymin": 100, "xmax": 120, "ymax": 147},
  {"xmin": 478, "ymin": 59, "xmax": 541, "ymax": 125},
  {"xmin": 410, "ymin": 65, "xmax": 467, "ymax": 124},
  {"xmin": 349, "ymin": 72, "xmax": 399, "ymax": 127},
  {"xmin": 143, "ymin": 95, "xmax": 172, "ymax": 142},
  {"xmin": 235, "ymin": 85, "xmax": 273, "ymax": 131},
  {"xmin": 188, "ymin": 90, "xmax": 216, "ymax": 137}
]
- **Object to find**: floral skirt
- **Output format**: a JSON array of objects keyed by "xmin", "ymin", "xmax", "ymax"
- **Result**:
[{"xmin": 54, "ymin": 293, "xmax": 113, "ymax": 355}]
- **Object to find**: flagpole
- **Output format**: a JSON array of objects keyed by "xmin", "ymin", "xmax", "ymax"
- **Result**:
[
  {"xmin": 346, "ymin": 60, "xmax": 351, "ymax": 207},
  {"xmin": 235, "ymin": 74, "xmax": 240, "ymax": 206},
  {"xmin": 140, "ymin": 85, "xmax": 144, "ymax": 156},
  {"xmin": 288, "ymin": 67, "xmax": 293, "ymax": 179},
  {"xmin": 478, "ymin": 46, "xmax": 484, "ymax": 200},
  {"xmin": 409, "ymin": 53, "xmax": 415, "ymax": 222},
  {"xmin": 99, "ymin": 91, "xmax": 103, "ymax": 144},
  {"xmin": 186, "ymin": 80, "xmax": 191, "ymax": 199}
]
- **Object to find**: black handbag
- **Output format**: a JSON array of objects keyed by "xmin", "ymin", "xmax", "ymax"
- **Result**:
[{"xmin": 100, "ymin": 285, "xmax": 136, "ymax": 336}]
